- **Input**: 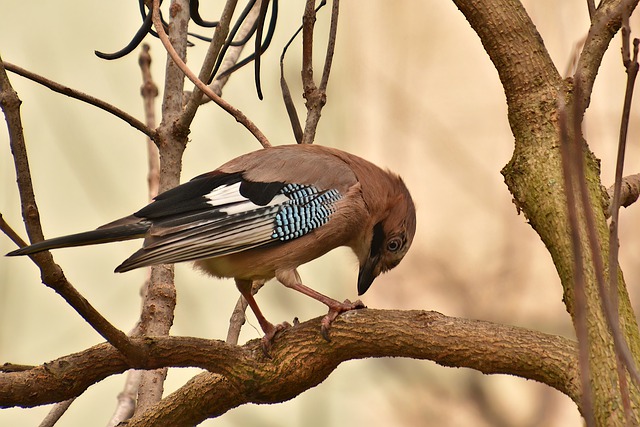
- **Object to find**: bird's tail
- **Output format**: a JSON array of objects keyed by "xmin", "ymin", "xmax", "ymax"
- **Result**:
[{"xmin": 6, "ymin": 215, "xmax": 151, "ymax": 256}]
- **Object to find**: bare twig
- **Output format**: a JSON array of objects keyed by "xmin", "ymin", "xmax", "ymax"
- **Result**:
[
  {"xmin": 300, "ymin": 0, "xmax": 320, "ymax": 144},
  {"xmin": 37, "ymin": 398, "xmax": 76, "ymax": 427},
  {"xmin": 151, "ymin": 0, "xmax": 270, "ymax": 148},
  {"xmin": 2, "ymin": 61, "xmax": 155, "ymax": 139},
  {"xmin": 0, "ymin": 55, "xmax": 140, "ymax": 363},
  {"xmin": 606, "ymin": 173, "xmax": 640, "ymax": 216},
  {"xmin": 557, "ymin": 93, "xmax": 595, "ymax": 427},
  {"xmin": 318, "ymin": 0, "xmax": 339, "ymax": 92},
  {"xmin": 139, "ymin": 44, "xmax": 160, "ymax": 201},
  {"xmin": 0, "ymin": 213, "xmax": 27, "ymax": 248},
  {"xmin": 211, "ymin": 0, "xmax": 262, "ymax": 97},
  {"xmin": 299, "ymin": 0, "xmax": 338, "ymax": 144},
  {"xmin": 181, "ymin": 0, "xmax": 238, "ymax": 122},
  {"xmin": 574, "ymin": 0, "xmax": 638, "ymax": 116},
  {"xmin": 607, "ymin": 11, "xmax": 640, "ymax": 422},
  {"xmin": 587, "ymin": 0, "xmax": 597, "ymax": 20},
  {"xmin": 226, "ymin": 280, "xmax": 265, "ymax": 345},
  {"xmin": 571, "ymin": 72, "xmax": 640, "ymax": 419},
  {"xmin": 569, "ymin": 69, "xmax": 640, "ymax": 416},
  {"xmin": 278, "ymin": 1, "xmax": 328, "ymax": 143},
  {"xmin": 280, "ymin": 50, "xmax": 303, "ymax": 143}
]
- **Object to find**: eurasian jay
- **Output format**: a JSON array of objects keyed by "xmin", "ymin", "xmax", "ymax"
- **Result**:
[{"xmin": 8, "ymin": 144, "xmax": 416, "ymax": 342}]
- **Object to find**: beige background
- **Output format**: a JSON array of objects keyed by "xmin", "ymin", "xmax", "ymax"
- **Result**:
[{"xmin": 1, "ymin": 2, "xmax": 639, "ymax": 426}]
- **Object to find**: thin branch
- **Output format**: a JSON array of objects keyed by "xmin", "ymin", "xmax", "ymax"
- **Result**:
[
  {"xmin": 575, "ymin": 0, "xmax": 639, "ymax": 115},
  {"xmin": 301, "ymin": 0, "xmax": 316, "ymax": 97},
  {"xmin": 139, "ymin": 43, "xmax": 160, "ymax": 201},
  {"xmin": 606, "ymin": 173, "xmax": 640, "ymax": 216},
  {"xmin": 587, "ymin": 0, "xmax": 597, "ymax": 20},
  {"xmin": 607, "ymin": 15, "xmax": 640, "ymax": 422},
  {"xmin": 181, "ymin": 0, "xmax": 238, "ymax": 124},
  {"xmin": 151, "ymin": 0, "xmax": 271, "ymax": 147},
  {"xmin": 557, "ymin": 93, "xmax": 595, "ymax": 427},
  {"xmin": 567, "ymin": 67, "xmax": 640, "ymax": 419},
  {"xmin": 318, "ymin": 0, "xmax": 339, "ymax": 92},
  {"xmin": 570, "ymin": 72, "xmax": 640, "ymax": 417},
  {"xmin": 278, "ymin": 0, "xmax": 328, "ymax": 143},
  {"xmin": 1, "ymin": 61, "xmax": 155, "ymax": 139},
  {"xmin": 0, "ymin": 213, "xmax": 28, "ymax": 248},
  {"xmin": 37, "ymin": 398, "xmax": 76, "ymax": 427},
  {"xmin": 300, "ymin": 0, "xmax": 321, "ymax": 144},
  {"xmin": 299, "ymin": 0, "xmax": 339, "ymax": 144},
  {"xmin": 211, "ymin": 0, "xmax": 262, "ymax": 97},
  {"xmin": 226, "ymin": 280, "xmax": 265, "ymax": 345},
  {"xmin": 107, "ymin": 371, "xmax": 139, "ymax": 427}
]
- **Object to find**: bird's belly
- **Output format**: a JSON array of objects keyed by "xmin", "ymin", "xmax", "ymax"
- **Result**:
[
  {"xmin": 193, "ymin": 251, "xmax": 278, "ymax": 281},
  {"xmin": 192, "ymin": 240, "xmax": 338, "ymax": 282}
]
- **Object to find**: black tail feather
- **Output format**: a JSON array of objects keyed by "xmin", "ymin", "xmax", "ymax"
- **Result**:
[{"xmin": 6, "ymin": 219, "xmax": 151, "ymax": 256}]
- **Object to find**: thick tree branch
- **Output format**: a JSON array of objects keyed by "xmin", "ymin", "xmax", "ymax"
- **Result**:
[
  {"xmin": 0, "ymin": 309, "xmax": 580, "ymax": 424},
  {"xmin": 453, "ymin": 0, "xmax": 640, "ymax": 424}
]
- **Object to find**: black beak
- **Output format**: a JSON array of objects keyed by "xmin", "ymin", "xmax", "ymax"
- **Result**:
[{"xmin": 357, "ymin": 255, "xmax": 380, "ymax": 295}]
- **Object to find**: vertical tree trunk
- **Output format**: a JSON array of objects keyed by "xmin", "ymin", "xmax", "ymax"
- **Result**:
[{"xmin": 453, "ymin": 0, "xmax": 640, "ymax": 424}]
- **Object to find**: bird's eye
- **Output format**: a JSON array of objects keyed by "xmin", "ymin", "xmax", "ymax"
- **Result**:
[{"xmin": 386, "ymin": 238, "xmax": 402, "ymax": 252}]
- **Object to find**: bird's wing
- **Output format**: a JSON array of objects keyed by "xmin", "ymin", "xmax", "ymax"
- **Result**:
[
  {"xmin": 217, "ymin": 144, "xmax": 359, "ymax": 191},
  {"xmin": 115, "ymin": 171, "xmax": 345, "ymax": 272}
]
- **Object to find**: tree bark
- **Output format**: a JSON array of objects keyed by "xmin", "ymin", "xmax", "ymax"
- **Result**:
[
  {"xmin": 453, "ymin": 0, "xmax": 640, "ymax": 424},
  {"xmin": 0, "ymin": 309, "xmax": 578, "ymax": 426}
]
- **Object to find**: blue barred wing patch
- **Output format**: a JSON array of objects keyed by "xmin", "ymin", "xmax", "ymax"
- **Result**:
[
  {"xmin": 116, "ymin": 178, "xmax": 343, "ymax": 272},
  {"xmin": 271, "ymin": 184, "xmax": 342, "ymax": 241}
]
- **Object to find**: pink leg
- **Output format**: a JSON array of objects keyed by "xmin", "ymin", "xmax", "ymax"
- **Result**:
[
  {"xmin": 276, "ymin": 270, "xmax": 365, "ymax": 340},
  {"xmin": 235, "ymin": 279, "xmax": 290, "ymax": 350}
]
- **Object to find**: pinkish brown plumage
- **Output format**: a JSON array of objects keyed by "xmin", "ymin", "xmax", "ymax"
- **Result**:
[{"xmin": 7, "ymin": 144, "xmax": 416, "ymax": 343}]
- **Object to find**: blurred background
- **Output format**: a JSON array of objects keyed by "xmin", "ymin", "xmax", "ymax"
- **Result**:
[{"xmin": 1, "ymin": 1, "xmax": 639, "ymax": 426}]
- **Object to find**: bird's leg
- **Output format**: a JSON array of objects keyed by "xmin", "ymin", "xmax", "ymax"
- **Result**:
[
  {"xmin": 235, "ymin": 279, "xmax": 290, "ymax": 350},
  {"xmin": 276, "ymin": 270, "xmax": 366, "ymax": 341}
]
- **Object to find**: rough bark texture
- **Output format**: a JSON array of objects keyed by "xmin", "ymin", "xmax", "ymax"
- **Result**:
[
  {"xmin": 453, "ymin": 0, "xmax": 640, "ymax": 424},
  {"xmin": 0, "ymin": 309, "xmax": 578, "ymax": 426}
]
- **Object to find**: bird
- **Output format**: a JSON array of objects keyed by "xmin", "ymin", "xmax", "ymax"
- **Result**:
[{"xmin": 7, "ymin": 144, "xmax": 416, "ymax": 344}]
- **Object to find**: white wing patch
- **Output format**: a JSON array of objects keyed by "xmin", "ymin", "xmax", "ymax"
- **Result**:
[{"xmin": 116, "ymin": 180, "xmax": 343, "ymax": 272}]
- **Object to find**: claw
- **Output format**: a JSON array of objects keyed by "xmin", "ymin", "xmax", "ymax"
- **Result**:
[
  {"xmin": 320, "ymin": 299, "xmax": 366, "ymax": 341},
  {"xmin": 260, "ymin": 321, "xmax": 291, "ymax": 355}
]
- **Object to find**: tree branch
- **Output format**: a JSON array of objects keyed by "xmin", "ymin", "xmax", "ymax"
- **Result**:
[
  {"xmin": 1, "ymin": 61, "xmax": 155, "ymax": 139},
  {"xmin": 180, "ymin": 0, "xmax": 238, "ymax": 122},
  {"xmin": 151, "ymin": 0, "xmax": 271, "ymax": 148},
  {"xmin": 606, "ymin": 173, "xmax": 640, "ymax": 216},
  {"xmin": 575, "ymin": 0, "xmax": 638, "ymax": 113},
  {"xmin": 0, "ymin": 309, "xmax": 579, "ymax": 424},
  {"xmin": 453, "ymin": 0, "xmax": 640, "ymax": 424}
]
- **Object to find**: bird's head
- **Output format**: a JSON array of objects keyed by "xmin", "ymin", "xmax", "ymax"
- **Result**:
[{"xmin": 357, "ymin": 177, "xmax": 416, "ymax": 295}]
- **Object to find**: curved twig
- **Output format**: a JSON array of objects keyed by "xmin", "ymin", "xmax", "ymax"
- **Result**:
[
  {"xmin": 2, "ymin": 61, "xmax": 155, "ymax": 139},
  {"xmin": 151, "ymin": 0, "xmax": 270, "ymax": 147},
  {"xmin": 575, "ymin": 0, "xmax": 638, "ymax": 114}
]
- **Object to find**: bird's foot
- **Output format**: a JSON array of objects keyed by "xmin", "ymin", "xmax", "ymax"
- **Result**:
[
  {"xmin": 320, "ymin": 299, "xmax": 366, "ymax": 341},
  {"xmin": 261, "ymin": 321, "xmax": 291, "ymax": 355}
]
